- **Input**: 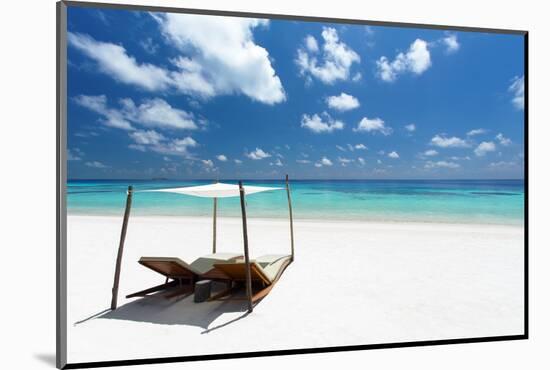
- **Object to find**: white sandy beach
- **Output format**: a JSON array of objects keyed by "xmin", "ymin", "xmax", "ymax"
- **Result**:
[{"xmin": 66, "ymin": 215, "xmax": 524, "ymax": 364}]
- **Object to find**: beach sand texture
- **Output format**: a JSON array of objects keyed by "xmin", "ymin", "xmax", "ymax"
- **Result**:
[{"xmin": 67, "ymin": 215, "xmax": 524, "ymax": 363}]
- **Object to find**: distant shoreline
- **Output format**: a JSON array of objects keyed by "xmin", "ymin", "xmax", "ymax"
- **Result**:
[{"xmin": 66, "ymin": 212, "xmax": 524, "ymax": 227}]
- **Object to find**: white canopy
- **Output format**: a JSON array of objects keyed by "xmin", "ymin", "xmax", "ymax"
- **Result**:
[{"xmin": 143, "ymin": 182, "xmax": 282, "ymax": 198}]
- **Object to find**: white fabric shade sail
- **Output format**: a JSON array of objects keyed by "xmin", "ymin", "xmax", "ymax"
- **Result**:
[{"xmin": 142, "ymin": 182, "xmax": 282, "ymax": 198}]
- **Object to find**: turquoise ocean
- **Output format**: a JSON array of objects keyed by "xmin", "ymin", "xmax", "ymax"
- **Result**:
[{"xmin": 67, "ymin": 179, "xmax": 524, "ymax": 225}]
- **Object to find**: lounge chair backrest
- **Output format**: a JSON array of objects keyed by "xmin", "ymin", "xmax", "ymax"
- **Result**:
[
  {"xmin": 139, "ymin": 257, "xmax": 201, "ymax": 277},
  {"xmin": 139, "ymin": 253, "xmax": 243, "ymax": 277},
  {"xmin": 189, "ymin": 253, "xmax": 243, "ymax": 274},
  {"xmin": 261, "ymin": 256, "xmax": 291, "ymax": 282},
  {"xmin": 214, "ymin": 255, "xmax": 291, "ymax": 284}
]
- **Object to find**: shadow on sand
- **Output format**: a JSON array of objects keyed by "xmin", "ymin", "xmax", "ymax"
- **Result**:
[
  {"xmin": 33, "ymin": 353, "xmax": 56, "ymax": 366},
  {"xmin": 93, "ymin": 283, "xmax": 252, "ymax": 333}
]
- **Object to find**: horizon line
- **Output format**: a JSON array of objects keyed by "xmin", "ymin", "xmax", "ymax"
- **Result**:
[{"xmin": 67, "ymin": 177, "xmax": 525, "ymax": 182}]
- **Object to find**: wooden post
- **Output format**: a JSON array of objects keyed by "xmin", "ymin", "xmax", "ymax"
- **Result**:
[
  {"xmin": 212, "ymin": 179, "xmax": 218, "ymax": 254},
  {"xmin": 285, "ymin": 175, "xmax": 295, "ymax": 262},
  {"xmin": 212, "ymin": 197, "xmax": 217, "ymax": 254},
  {"xmin": 238, "ymin": 181, "xmax": 253, "ymax": 313},
  {"xmin": 111, "ymin": 185, "xmax": 133, "ymax": 310}
]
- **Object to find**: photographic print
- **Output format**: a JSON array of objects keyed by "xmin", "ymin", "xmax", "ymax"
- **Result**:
[{"xmin": 58, "ymin": 1, "xmax": 526, "ymax": 368}]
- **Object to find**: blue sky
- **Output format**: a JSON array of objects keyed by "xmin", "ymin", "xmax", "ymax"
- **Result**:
[{"xmin": 66, "ymin": 6, "xmax": 525, "ymax": 180}]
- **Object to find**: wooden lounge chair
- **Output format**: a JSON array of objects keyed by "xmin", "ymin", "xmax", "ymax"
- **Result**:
[
  {"xmin": 210, "ymin": 254, "xmax": 292, "ymax": 303},
  {"xmin": 126, "ymin": 253, "xmax": 242, "ymax": 299}
]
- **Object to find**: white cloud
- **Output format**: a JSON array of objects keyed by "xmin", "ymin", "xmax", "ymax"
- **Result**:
[
  {"xmin": 296, "ymin": 159, "xmax": 311, "ymax": 164},
  {"xmin": 467, "ymin": 128, "xmax": 487, "ymax": 136},
  {"xmin": 68, "ymin": 32, "xmax": 172, "ymax": 91},
  {"xmin": 442, "ymin": 34, "xmax": 460, "ymax": 53},
  {"xmin": 85, "ymin": 160, "xmax": 109, "ymax": 168},
  {"xmin": 140, "ymin": 37, "xmax": 159, "ymax": 54},
  {"xmin": 234, "ymin": 159, "xmax": 243, "ymax": 164},
  {"xmin": 127, "ymin": 129, "xmax": 198, "ymax": 157},
  {"xmin": 509, "ymin": 75, "xmax": 524, "ymax": 110},
  {"xmin": 404, "ymin": 123, "xmax": 416, "ymax": 132},
  {"xmin": 354, "ymin": 143, "xmax": 367, "ymax": 150},
  {"xmin": 317, "ymin": 156, "xmax": 333, "ymax": 167},
  {"xmin": 93, "ymin": 10, "xmax": 109, "ymax": 25},
  {"xmin": 364, "ymin": 26, "xmax": 375, "ymax": 48},
  {"xmin": 216, "ymin": 154, "xmax": 228, "ymax": 161},
  {"xmin": 296, "ymin": 27, "xmax": 360, "ymax": 84},
  {"xmin": 74, "ymin": 95, "xmax": 198, "ymax": 131},
  {"xmin": 305, "ymin": 35, "xmax": 319, "ymax": 53},
  {"xmin": 74, "ymin": 95, "xmax": 133, "ymax": 130},
  {"xmin": 120, "ymin": 98, "xmax": 198, "ymax": 130},
  {"xmin": 201, "ymin": 159, "xmax": 214, "ymax": 168},
  {"xmin": 129, "ymin": 129, "xmax": 165, "ymax": 145},
  {"xmin": 357, "ymin": 157, "xmax": 366, "ymax": 165},
  {"xmin": 156, "ymin": 13, "xmax": 286, "ymax": 104},
  {"xmin": 354, "ymin": 117, "xmax": 392, "ymax": 135},
  {"xmin": 430, "ymin": 134, "xmax": 469, "ymax": 148},
  {"xmin": 448, "ymin": 155, "xmax": 472, "ymax": 161},
  {"xmin": 376, "ymin": 39, "xmax": 431, "ymax": 82},
  {"xmin": 377, "ymin": 159, "xmax": 382, "ymax": 164},
  {"xmin": 336, "ymin": 145, "xmax": 347, "ymax": 152},
  {"xmin": 424, "ymin": 160, "xmax": 460, "ymax": 169},
  {"xmin": 326, "ymin": 93, "xmax": 360, "ymax": 111},
  {"xmin": 474, "ymin": 141, "xmax": 496, "ymax": 156},
  {"xmin": 388, "ymin": 151, "xmax": 399, "ymax": 159},
  {"xmin": 301, "ymin": 113, "xmax": 344, "ymax": 133},
  {"xmin": 270, "ymin": 158, "xmax": 283, "ymax": 167},
  {"xmin": 496, "ymin": 133, "xmax": 512, "ymax": 146},
  {"xmin": 128, "ymin": 144, "xmax": 146, "ymax": 152},
  {"xmin": 67, "ymin": 152, "xmax": 81, "ymax": 161},
  {"xmin": 158, "ymin": 137, "xmax": 198, "ymax": 156},
  {"xmin": 424, "ymin": 149, "xmax": 438, "ymax": 156},
  {"xmin": 246, "ymin": 147, "xmax": 271, "ymax": 160},
  {"xmin": 69, "ymin": 16, "xmax": 286, "ymax": 105},
  {"xmin": 167, "ymin": 57, "xmax": 216, "ymax": 98},
  {"xmin": 489, "ymin": 161, "xmax": 520, "ymax": 168},
  {"xmin": 67, "ymin": 148, "xmax": 83, "ymax": 161},
  {"xmin": 338, "ymin": 157, "xmax": 353, "ymax": 166},
  {"xmin": 74, "ymin": 131, "xmax": 99, "ymax": 138}
]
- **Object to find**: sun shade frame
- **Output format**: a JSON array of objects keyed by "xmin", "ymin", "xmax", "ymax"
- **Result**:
[{"xmin": 110, "ymin": 177, "xmax": 294, "ymax": 315}]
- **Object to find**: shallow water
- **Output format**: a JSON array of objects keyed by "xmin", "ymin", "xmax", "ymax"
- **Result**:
[{"xmin": 67, "ymin": 179, "xmax": 524, "ymax": 225}]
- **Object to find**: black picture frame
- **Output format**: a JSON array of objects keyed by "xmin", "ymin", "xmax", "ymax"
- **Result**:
[{"xmin": 56, "ymin": 1, "xmax": 528, "ymax": 368}]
